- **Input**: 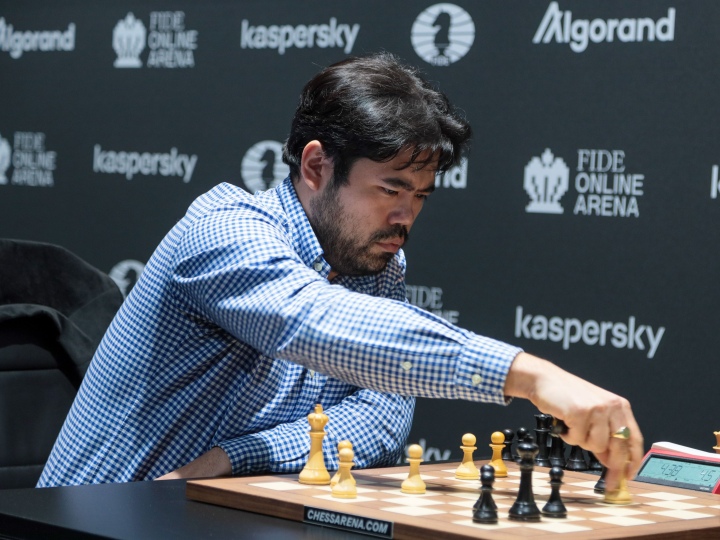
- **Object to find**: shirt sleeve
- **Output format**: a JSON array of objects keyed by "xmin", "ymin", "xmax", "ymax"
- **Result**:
[
  {"xmin": 215, "ymin": 390, "xmax": 415, "ymax": 475},
  {"xmin": 172, "ymin": 202, "xmax": 522, "ymax": 405}
]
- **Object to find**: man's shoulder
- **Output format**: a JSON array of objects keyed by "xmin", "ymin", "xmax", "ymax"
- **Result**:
[{"xmin": 181, "ymin": 182, "xmax": 288, "ymax": 230}]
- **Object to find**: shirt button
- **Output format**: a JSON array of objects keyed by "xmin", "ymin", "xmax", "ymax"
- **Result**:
[
  {"xmin": 471, "ymin": 374, "xmax": 483, "ymax": 386},
  {"xmin": 309, "ymin": 370, "xmax": 315, "ymax": 378},
  {"xmin": 313, "ymin": 262, "xmax": 323, "ymax": 272},
  {"xmin": 401, "ymin": 361, "xmax": 412, "ymax": 371}
]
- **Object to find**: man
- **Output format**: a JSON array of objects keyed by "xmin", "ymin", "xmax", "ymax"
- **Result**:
[{"xmin": 38, "ymin": 53, "xmax": 642, "ymax": 491}]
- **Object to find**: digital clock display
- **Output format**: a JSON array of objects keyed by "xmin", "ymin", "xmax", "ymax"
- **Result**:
[{"xmin": 636, "ymin": 455, "xmax": 720, "ymax": 492}]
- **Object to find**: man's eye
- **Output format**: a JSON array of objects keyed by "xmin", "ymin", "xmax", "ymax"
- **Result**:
[
  {"xmin": 383, "ymin": 188, "xmax": 398, "ymax": 196},
  {"xmin": 416, "ymin": 193, "xmax": 429, "ymax": 200}
]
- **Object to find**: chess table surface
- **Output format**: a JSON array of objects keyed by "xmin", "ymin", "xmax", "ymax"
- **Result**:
[{"xmin": 186, "ymin": 461, "xmax": 720, "ymax": 540}]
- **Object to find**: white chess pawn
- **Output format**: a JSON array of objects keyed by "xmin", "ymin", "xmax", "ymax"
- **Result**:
[
  {"xmin": 401, "ymin": 444, "xmax": 426, "ymax": 494},
  {"xmin": 331, "ymin": 447, "xmax": 357, "ymax": 499},
  {"xmin": 331, "ymin": 440, "xmax": 354, "ymax": 487},
  {"xmin": 455, "ymin": 433, "xmax": 480, "ymax": 480},
  {"xmin": 489, "ymin": 431, "xmax": 508, "ymax": 478}
]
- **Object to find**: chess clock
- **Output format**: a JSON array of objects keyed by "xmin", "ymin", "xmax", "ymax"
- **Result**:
[{"xmin": 636, "ymin": 446, "xmax": 720, "ymax": 494}]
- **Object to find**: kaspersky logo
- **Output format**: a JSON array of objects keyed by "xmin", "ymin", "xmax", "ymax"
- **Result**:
[
  {"xmin": 533, "ymin": 2, "xmax": 676, "ymax": 53},
  {"xmin": 411, "ymin": 3, "xmax": 475, "ymax": 66},
  {"xmin": 240, "ymin": 140, "xmax": 289, "ymax": 193},
  {"xmin": 515, "ymin": 306, "xmax": 665, "ymax": 359}
]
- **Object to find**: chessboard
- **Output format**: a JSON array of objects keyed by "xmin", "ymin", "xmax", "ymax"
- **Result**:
[{"xmin": 186, "ymin": 461, "xmax": 720, "ymax": 540}]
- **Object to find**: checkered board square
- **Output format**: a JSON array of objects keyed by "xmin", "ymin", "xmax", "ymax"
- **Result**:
[{"xmin": 187, "ymin": 461, "xmax": 720, "ymax": 539}]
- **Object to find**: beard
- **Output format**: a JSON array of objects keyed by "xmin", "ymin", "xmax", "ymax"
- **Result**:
[{"xmin": 309, "ymin": 183, "xmax": 409, "ymax": 277}]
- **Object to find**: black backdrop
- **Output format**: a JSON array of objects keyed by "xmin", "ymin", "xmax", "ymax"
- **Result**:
[{"xmin": 1, "ymin": 0, "xmax": 718, "ymax": 461}]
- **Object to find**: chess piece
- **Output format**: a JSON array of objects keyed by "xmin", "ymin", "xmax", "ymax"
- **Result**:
[
  {"xmin": 401, "ymin": 444, "xmax": 426, "ymax": 494},
  {"xmin": 565, "ymin": 445, "xmax": 588, "ymax": 471},
  {"xmin": 501, "ymin": 429, "xmax": 515, "ymax": 461},
  {"xmin": 488, "ymin": 431, "xmax": 507, "ymax": 477},
  {"xmin": 298, "ymin": 404, "xmax": 331, "ymax": 485},
  {"xmin": 508, "ymin": 439, "xmax": 541, "ymax": 521},
  {"xmin": 541, "ymin": 466, "xmax": 567, "ymax": 518},
  {"xmin": 455, "ymin": 433, "xmax": 480, "ymax": 480},
  {"xmin": 472, "ymin": 465, "xmax": 498, "ymax": 524},
  {"xmin": 587, "ymin": 451, "xmax": 603, "ymax": 472},
  {"xmin": 331, "ymin": 447, "xmax": 357, "ymax": 499},
  {"xmin": 604, "ymin": 427, "xmax": 632, "ymax": 505},
  {"xmin": 534, "ymin": 414, "xmax": 551, "ymax": 468},
  {"xmin": 714, "ymin": 431, "xmax": 720, "ymax": 454},
  {"xmin": 331, "ymin": 440, "xmax": 354, "ymax": 487},
  {"xmin": 594, "ymin": 466, "xmax": 607, "ymax": 493},
  {"xmin": 549, "ymin": 434, "xmax": 565, "ymax": 469},
  {"xmin": 515, "ymin": 427, "xmax": 528, "ymax": 463}
]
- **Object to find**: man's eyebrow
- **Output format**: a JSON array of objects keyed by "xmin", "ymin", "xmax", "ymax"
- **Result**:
[{"xmin": 383, "ymin": 177, "xmax": 436, "ymax": 193}]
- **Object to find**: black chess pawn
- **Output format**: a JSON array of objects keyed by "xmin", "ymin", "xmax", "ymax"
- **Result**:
[
  {"xmin": 515, "ymin": 427, "xmax": 529, "ymax": 463},
  {"xmin": 542, "ymin": 466, "xmax": 567, "ymax": 518},
  {"xmin": 594, "ymin": 466, "xmax": 607, "ymax": 493},
  {"xmin": 565, "ymin": 445, "xmax": 588, "ymax": 471},
  {"xmin": 549, "ymin": 434, "xmax": 565, "ymax": 469},
  {"xmin": 534, "ymin": 414, "xmax": 551, "ymax": 468},
  {"xmin": 473, "ymin": 465, "xmax": 498, "ymax": 523},
  {"xmin": 587, "ymin": 451, "xmax": 603, "ymax": 472},
  {"xmin": 501, "ymin": 429, "xmax": 515, "ymax": 461},
  {"xmin": 508, "ymin": 440, "xmax": 541, "ymax": 521}
]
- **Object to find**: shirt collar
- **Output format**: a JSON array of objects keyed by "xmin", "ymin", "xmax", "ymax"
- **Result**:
[{"xmin": 276, "ymin": 176, "xmax": 328, "ymax": 274}]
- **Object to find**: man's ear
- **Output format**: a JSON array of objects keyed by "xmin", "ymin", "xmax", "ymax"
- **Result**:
[{"xmin": 299, "ymin": 140, "xmax": 332, "ymax": 192}]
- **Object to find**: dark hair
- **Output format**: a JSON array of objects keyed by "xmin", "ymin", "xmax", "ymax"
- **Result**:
[{"xmin": 283, "ymin": 52, "xmax": 472, "ymax": 184}]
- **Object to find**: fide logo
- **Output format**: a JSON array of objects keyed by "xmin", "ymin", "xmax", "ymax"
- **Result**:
[
  {"xmin": 113, "ymin": 13, "xmax": 146, "ymax": 67},
  {"xmin": 240, "ymin": 141, "xmax": 290, "ymax": 193},
  {"xmin": 524, "ymin": 148, "xmax": 569, "ymax": 214},
  {"xmin": 0, "ymin": 133, "xmax": 10, "ymax": 185},
  {"xmin": 109, "ymin": 259, "xmax": 146, "ymax": 297},
  {"xmin": 411, "ymin": 3, "xmax": 475, "ymax": 66}
]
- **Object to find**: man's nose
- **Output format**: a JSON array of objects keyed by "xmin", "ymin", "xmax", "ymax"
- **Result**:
[{"xmin": 388, "ymin": 201, "xmax": 415, "ymax": 227}]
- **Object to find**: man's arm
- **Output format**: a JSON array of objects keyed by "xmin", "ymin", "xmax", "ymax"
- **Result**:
[
  {"xmin": 505, "ymin": 352, "xmax": 643, "ymax": 492},
  {"xmin": 157, "ymin": 389, "xmax": 414, "ymax": 480},
  {"xmin": 156, "ymin": 446, "xmax": 231, "ymax": 480}
]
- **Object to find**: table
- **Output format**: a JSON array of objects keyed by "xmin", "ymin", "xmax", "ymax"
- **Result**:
[{"xmin": 0, "ymin": 479, "xmax": 357, "ymax": 539}]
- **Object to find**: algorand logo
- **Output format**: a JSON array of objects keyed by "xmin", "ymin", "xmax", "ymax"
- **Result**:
[
  {"xmin": 533, "ymin": 2, "xmax": 676, "ymax": 53},
  {"xmin": 0, "ymin": 131, "xmax": 57, "ymax": 187},
  {"xmin": 109, "ymin": 259, "xmax": 146, "ymax": 297},
  {"xmin": 515, "ymin": 306, "xmax": 665, "ymax": 359},
  {"xmin": 411, "ymin": 3, "xmax": 475, "ymax": 66},
  {"xmin": 240, "ymin": 140, "xmax": 289, "ymax": 193},
  {"xmin": 435, "ymin": 158, "xmax": 468, "ymax": 189},
  {"xmin": 0, "ymin": 17, "xmax": 75, "ymax": 59},
  {"xmin": 93, "ymin": 145, "xmax": 197, "ymax": 182},
  {"xmin": 525, "ymin": 148, "xmax": 646, "ymax": 218},
  {"xmin": 240, "ymin": 18, "xmax": 359, "ymax": 55},
  {"xmin": 113, "ymin": 11, "xmax": 197, "ymax": 68},
  {"xmin": 524, "ymin": 149, "xmax": 569, "ymax": 214}
]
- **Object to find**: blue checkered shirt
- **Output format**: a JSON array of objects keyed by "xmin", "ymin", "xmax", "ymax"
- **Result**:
[{"xmin": 38, "ymin": 177, "xmax": 521, "ymax": 487}]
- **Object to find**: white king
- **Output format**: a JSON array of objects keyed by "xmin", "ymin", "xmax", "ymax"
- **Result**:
[
  {"xmin": 113, "ymin": 13, "xmax": 146, "ymax": 68},
  {"xmin": 524, "ymin": 148, "xmax": 569, "ymax": 214}
]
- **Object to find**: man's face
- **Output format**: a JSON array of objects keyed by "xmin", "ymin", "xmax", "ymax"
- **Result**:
[{"xmin": 309, "ymin": 149, "xmax": 436, "ymax": 278}]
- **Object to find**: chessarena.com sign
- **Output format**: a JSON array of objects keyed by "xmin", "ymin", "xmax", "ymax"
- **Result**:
[{"xmin": 514, "ymin": 306, "xmax": 665, "ymax": 359}]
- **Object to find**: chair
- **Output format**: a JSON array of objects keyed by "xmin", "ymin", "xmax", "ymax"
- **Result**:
[{"xmin": 0, "ymin": 239, "xmax": 124, "ymax": 489}]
